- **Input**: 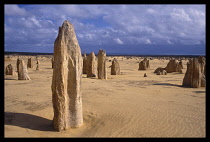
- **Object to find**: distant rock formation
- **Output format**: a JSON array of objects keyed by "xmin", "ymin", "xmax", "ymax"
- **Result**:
[
  {"xmin": 154, "ymin": 67, "xmax": 166, "ymax": 73},
  {"xmin": 156, "ymin": 71, "xmax": 161, "ymax": 75},
  {"xmin": 182, "ymin": 58, "xmax": 205, "ymax": 88},
  {"xmin": 51, "ymin": 20, "xmax": 83, "ymax": 131},
  {"xmin": 178, "ymin": 60, "xmax": 183, "ymax": 69},
  {"xmin": 138, "ymin": 58, "xmax": 150, "ymax": 70},
  {"xmin": 111, "ymin": 58, "xmax": 120, "ymax": 75},
  {"xmin": 17, "ymin": 59, "xmax": 31, "ymax": 80},
  {"xmin": 36, "ymin": 60, "xmax": 40, "ymax": 70},
  {"xmin": 162, "ymin": 70, "xmax": 167, "ymax": 75},
  {"xmin": 83, "ymin": 52, "xmax": 88, "ymax": 74},
  {"xmin": 27, "ymin": 58, "xmax": 33, "ymax": 68},
  {"xmin": 16, "ymin": 58, "xmax": 20, "ymax": 72},
  {"xmin": 97, "ymin": 49, "xmax": 107, "ymax": 79},
  {"xmin": 87, "ymin": 52, "xmax": 97, "ymax": 78},
  {"xmin": 5, "ymin": 64, "xmax": 16, "ymax": 75},
  {"xmin": 165, "ymin": 59, "xmax": 182, "ymax": 73}
]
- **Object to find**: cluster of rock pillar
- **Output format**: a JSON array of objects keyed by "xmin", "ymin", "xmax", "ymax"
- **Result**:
[
  {"xmin": 154, "ymin": 59, "xmax": 183, "ymax": 74},
  {"xmin": 182, "ymin": 56, "xmax": 206, "ymax": 88},
  {"xmin": 51, "ymin": 20, "xmax": 83, "ymax": 131}
]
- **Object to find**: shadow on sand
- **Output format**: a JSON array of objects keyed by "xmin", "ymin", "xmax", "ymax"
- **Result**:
[
  {"xmin": 153, "ymin": 83, "xmax": 182, "ymax": 87},
  {"xmin": 4, "ymin": 78, "xmax": 16, "ymax": 80},
  {"xmin": 193, "ymin": 91, "xmax": 206, "ymax": 94},
  {"xmin": 5, "ymin": 112, "xmax": 54, "ymax": 132},
  {"xmin": 153, "ymin": 83, "xmax": 197, "ymax": 88}
]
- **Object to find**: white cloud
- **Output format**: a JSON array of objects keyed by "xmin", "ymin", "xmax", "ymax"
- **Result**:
[
  {"xmin": 167, "ymin": 40, "xmax": 174, "ymax": 44},
  {"xmin": 147, "ymin": 8, "xmax": 156, "ymax": 14},
  {"xmin": 114, "ymin": 38, "xmax": 124, "ymax": 44},
  {"xmin": 5, "ymin": 5, "xmax": 26, "ymax": 16},
  {"xmin": 30, "ymin": 17, "xmax": 42, "ymax": 27},
  {"xmin": 4, "ymin": 4, "xmax": 206, "ymax": 52},
  {"xmin": 171, "ymin": 8, "xmax": 192, "ymax": 22},
  {"xmin": 145, "ymin": 39, "xmax": 152, "ymax": 44}
]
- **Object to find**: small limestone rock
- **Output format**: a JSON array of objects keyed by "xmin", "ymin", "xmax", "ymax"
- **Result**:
[
  {"xmin": 138, "ymin": 58, "xmax": 150, "ymax": 70},
  {"xmin": 144, "ymin": 73, "xmax": 147, "ymax": 77},
  {"xmin": 111, "ymin": 58, "xmax": 120, "ymax": 75},
  {"xmin": 154, "ymin": 67, "xmax": 166, "ymax": 73},
  {"xmin": 97, "ymin": 49, "xmax": 107, "ymax": 79},
  {"xmin": 162, "ymin": 70, "xmax": 167, "ymax": 75},
  {"xmin": 156, "ymin": 71, "xmax": 161, "ymax": 75},
  {"xmin": 5, "ymin": 64, "xmax": 16, "ymax": 75}
]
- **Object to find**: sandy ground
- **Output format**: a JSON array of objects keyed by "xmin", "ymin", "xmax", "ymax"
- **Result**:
[{"xmin": 4, "ymin": 56, "xmax": 206, "ymax": 137}]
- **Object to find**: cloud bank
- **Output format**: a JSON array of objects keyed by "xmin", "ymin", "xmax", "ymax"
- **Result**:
[{"xmin": 4, "ymin": 4, "xmax": 205, "ymax": 53}]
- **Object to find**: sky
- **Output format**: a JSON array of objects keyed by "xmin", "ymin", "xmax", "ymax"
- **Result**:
[{"xmin": 4, "ymin": 4, "xmax": 206, "ymax": 55}]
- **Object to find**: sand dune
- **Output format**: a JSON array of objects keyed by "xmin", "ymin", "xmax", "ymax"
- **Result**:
[{"xmin": 4, "ymin": 56, "xmax": 205, "ymax": 137}]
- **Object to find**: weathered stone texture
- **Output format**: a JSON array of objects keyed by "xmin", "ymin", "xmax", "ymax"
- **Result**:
[
  {"xmin": 165, "ymin": 59, "xmax": 179, "ymax": 73},
  {"xmin": 182, "ymin": 58, "xmax": 205, "ymax": 88},
  {"xmin": 97, "ymin": 49, "xmax": 107, "ymax": 79},
  {"xmin": 5, "ymin": 64, "xmax": 16, "ymax": 75},
  {"xmin": 87, "ymin": 52, "xmax": 97, "ymax": 78},
  {"xmin": 111, "ymin": 58, "xmax": 120, "ymax": 75},
  {"xmin": 83, "ymin": 52, "xmax": 88, "ymax": 74},
  {"xmin": 138, "ymin": 58, "xmax": 150, "ymax": 70},
  {"xmin": 154, "ymin": 67, "xmax": 166, "ymax": 73},
  {"xmin": 51, "ymin": 20, "xmax": 83, "ymax": 131},
  {"xmin": 27, "ymin": 58, "xmax": 33, "ymax": 68},
  {"xmin": 17, "ymin": 59, "xmax": 31, "ymax": 80}
]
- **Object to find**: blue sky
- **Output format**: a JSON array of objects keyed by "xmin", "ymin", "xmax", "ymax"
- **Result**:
[{"xmin": 4, "ymin": 4, "xmax": 206, "ymax": 55}]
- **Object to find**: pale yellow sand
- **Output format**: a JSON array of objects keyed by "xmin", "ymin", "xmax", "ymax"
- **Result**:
[{"xmin": 4, "ymin": 56, "xmax": 206, "ymax": 137}]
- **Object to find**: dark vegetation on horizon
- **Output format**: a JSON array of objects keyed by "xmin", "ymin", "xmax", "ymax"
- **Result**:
[{"xmin": 4, "ymin": 51, "xmax": 205, "ymax": 58}]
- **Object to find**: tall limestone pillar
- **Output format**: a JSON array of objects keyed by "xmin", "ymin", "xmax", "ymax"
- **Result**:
[
  {"xmin": 97, "ymin": 49, "xmax": 107, "ymax": 79},
  {"xmin": 111, "ymin": 58, "xmax": 120, "ymax": 75},
  {"xmin": 87, "ymin": 52, "xmax": 97, "ymax": 78},
  {"xmin": 17, "ymin": 59, "xmax": 31, "ymax": 80},
  {"xmin": 27, "ymin": 58, "xmax": 33, "ymax": 68},
  {"xmin": 51, "ymin": 20, "xmax": 83, "ymax": 131},
  {"xmin": 83, "ymin": 52, "xmax": 88, "ymax": 74},
  {"xmin": 182, "ymin": 58, "xmax": 205, "ymax": 88}
]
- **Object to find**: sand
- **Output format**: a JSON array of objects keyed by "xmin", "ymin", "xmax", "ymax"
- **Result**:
[{"xmin": 4, "ymin": 56, "xmax": 206, "ymax": 137}]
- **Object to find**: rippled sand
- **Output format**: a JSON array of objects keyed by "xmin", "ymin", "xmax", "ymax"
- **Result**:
[{"xmin": 4, "ymin": 56, "xmax": 206, "ymax": 137}]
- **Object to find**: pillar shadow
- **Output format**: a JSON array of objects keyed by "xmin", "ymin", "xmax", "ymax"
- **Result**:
[
  {"xmin": 4, "ymin": 78, "xmax": 16, "ymax": 80},
  {"xmin": 153, "ymin": 83, "xmax": 182, "ymax": 87},
  {"xmin": 193, "ymin": 91, "xmax": 206, "ymax": 93},
  {"xmin": 5, "ymin": 112, "xmax": 54, "ymax": 132}
]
